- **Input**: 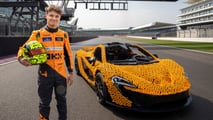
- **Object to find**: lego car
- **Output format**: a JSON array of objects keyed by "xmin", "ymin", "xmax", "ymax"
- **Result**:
[{"xmin": 75, "ymin": 42, "xmax": 192, "ymax": 112}]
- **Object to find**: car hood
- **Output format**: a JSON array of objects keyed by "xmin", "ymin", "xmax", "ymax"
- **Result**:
[
  {"xmin": 100, "ymin": 59, "xmax": 191, "ymax": 95},
  {"xmin": 118, "ymin": 60, "xmax": 180, "ymax": 85}
]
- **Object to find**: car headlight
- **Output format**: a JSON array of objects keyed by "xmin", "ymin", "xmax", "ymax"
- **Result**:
[{"xmin": 112, "ymin": 76, "xmax": 137, "ymax": 88}]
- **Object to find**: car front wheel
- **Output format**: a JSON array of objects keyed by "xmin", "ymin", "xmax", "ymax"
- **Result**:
[
  {"xmin": 75, "ymin": 55, "xmax": 81, "ymax": 76},
  {"xmin": 96, "ymin": 72, "xmax": 107, "ymax": 105}
]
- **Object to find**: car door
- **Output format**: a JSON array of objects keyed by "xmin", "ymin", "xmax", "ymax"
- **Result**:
[
  {"xmin": 90, "ymin": 47, "xmax": 103, "ymax": 80},
  {"xmin": 83, "ymin": 47, "xmax": 102, "ymax": 81}
]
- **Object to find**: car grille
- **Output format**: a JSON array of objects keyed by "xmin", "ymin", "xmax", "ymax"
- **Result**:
[{"xmin": 121, "ymin": 87, "xmax": 190, "ymax": 108}]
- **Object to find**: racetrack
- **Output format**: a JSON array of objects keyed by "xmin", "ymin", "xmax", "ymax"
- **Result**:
[{"xmin": 0, "ymin": 36, "xmax": 213, "ymax": 120}]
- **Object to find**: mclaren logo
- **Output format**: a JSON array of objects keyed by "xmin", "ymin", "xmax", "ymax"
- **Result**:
[{"xmin": 47, "ymin": 53, "xmax": 63, "ymax": 59}]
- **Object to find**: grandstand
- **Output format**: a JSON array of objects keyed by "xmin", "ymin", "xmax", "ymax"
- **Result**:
[
  {"xmin": 76, "ymin": 22, "xmax": 177, "ymax": 38},
  {"xmin": 0, "ymin": 0, "xmax": 78, "ymax": 57},
  {"xmin": 0, "ymin": 0, "xmax": 77, "ymax": 37},
  {"xmin": 131, "ymin": 22, "xmax": 177, "ymax": 38},
  {"xmin": 0, "ymin": 0, "xmax": 47, "ymax": 36}
]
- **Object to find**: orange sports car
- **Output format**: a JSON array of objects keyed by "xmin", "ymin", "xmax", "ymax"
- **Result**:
[{"xmin": 75, "ymin": 42, "xmax": 192, "ymax": 112}]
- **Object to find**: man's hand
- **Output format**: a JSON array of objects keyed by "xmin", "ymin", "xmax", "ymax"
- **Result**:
[
  {"xmin": 67, "ymin": 73, "xmax": 73, "ymax": 86},
  {"xmin": 18, "ymin": 57, "xmax": 32, "ymax": 67}
]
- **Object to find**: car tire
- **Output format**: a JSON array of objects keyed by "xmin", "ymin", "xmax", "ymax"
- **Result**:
[
  {"xmin": 75, "ymin": 55, "xmax": 81, "ymax": 76},
  {"xmin": 96, "ymin": 72, "xmax": 107, "ymax": 105}
]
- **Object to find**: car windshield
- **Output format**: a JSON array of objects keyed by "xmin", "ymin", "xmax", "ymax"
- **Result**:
[{"xmin": 106, "ymin": 44, "xmax": 158, "ymax": 65}]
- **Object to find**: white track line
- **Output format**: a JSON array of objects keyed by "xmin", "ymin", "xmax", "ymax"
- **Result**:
[{"xmin": 0, "ymin": 60, "xmax": 17, "ymax": 66}]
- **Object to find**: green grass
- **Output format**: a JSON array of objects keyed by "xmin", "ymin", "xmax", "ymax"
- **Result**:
[{"xmin": 126, "ymin": 38, "xmax": 213, "ymax": 53}]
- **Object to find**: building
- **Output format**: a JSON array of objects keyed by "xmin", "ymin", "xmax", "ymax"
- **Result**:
[{"xmin": 177, "ymin": 0, "xmax": 213, "ymax": 38}]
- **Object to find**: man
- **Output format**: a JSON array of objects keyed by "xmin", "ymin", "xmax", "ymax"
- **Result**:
[{"xmin": 17, "ymin": 5, "xmax": 73, "ymax": 120}]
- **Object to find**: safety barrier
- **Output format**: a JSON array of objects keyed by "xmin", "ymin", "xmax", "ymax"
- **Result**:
[{"xmin": 0, "ymin": 36, "xmax": 97, "ymax": 57}]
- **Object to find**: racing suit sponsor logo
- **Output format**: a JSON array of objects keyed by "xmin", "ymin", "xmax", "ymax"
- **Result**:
[
  {"xmin": 55, "ymin": 37, "xmax": 63, "ymax": 41},
  {"xmin": 42, "ymin": 37, "xmax": 52, "ymax": 42},
  {"xmin": 45, "ymin": 47, "xmax": 63, "ymax": 51},
  {"xmin": 47, "ymin": 53, "xmax": 63, "ymax": 60}
]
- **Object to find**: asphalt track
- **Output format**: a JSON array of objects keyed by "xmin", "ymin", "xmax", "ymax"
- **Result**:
[{"xmin": 0, "ymin": 36, "xmax": 213, "ymax": 120}]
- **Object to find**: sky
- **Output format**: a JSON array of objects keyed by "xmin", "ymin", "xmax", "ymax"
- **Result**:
[{"xmin": 66, "ymin": 0, "xmax": 189, "ymax": 29}]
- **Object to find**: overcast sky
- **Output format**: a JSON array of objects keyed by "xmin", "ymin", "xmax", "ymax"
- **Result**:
[{"xmin": 68, "ymin": 0, "xmax": 189, "ymax": 29}]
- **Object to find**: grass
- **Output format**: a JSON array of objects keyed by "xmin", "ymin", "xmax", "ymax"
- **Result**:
[{"xmin": 126, "ymin": 38, "xmax": 213, "ymax": 53}]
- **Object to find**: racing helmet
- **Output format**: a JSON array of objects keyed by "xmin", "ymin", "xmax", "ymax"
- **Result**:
[{"xmin": 22, "ymin": 40, "xmax": 47, "ymax": 65}]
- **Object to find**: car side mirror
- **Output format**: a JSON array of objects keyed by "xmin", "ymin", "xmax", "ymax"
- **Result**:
[
  {"xmin": 89, "ymin": 57, "xmax": 96, "ymax": 65},
  {"xmin": 153, "ymin": 54, "xmax": 159, "ymax": 58}
]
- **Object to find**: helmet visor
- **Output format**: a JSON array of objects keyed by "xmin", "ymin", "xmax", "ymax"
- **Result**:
[{"xmin": 28, "ymin": 48, "xmax": 46, "ymax": 56}]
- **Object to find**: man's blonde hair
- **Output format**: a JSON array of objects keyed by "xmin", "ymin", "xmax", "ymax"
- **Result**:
[{"xmin": 45, "ymin": 5, "xmax": 63, "ymax": 15}]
